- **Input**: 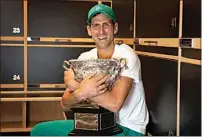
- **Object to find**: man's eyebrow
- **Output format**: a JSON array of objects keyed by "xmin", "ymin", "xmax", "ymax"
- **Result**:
[{"xmin": 91, "ymin": 23, "xmax": 99, "ymax": 25}]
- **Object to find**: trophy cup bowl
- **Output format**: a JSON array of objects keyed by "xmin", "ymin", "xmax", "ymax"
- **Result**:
[{"xmin": 63, "ymin": 58, "xmax": 126, "ymax": 136}]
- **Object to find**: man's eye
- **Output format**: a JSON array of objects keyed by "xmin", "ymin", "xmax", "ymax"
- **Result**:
[
  {"xmin": 104, "ymin": 23, "xmax": 111, "ymax": 27},
  {"xmin": 92, "ymin": 24, "xmax": 99, "ymax": 28},
  {"xmin": 104, "ymin": 23, "xmax": 110, "ymax": 27}
]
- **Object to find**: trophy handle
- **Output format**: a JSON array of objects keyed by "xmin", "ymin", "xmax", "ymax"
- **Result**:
[
  {"xmin": 120, "ymin": 58, "xmax": 126, "ymax": 68},
  {"xmin": 119, "ymin": 58, "xmax": 128, "ymax": 70},
  {"xmin": 63, "ymin": 60, "xmax": 71, "ymax": 70}
]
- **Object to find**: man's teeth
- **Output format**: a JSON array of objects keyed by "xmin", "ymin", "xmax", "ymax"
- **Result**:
[{"xmin": 98, "ymin": 37, "xmax": 107, "ymax": 40}]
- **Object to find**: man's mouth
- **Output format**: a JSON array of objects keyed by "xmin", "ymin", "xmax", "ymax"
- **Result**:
[{"xmin": 98, "ymin": 36, "xmax": 107, "ymax": 40}]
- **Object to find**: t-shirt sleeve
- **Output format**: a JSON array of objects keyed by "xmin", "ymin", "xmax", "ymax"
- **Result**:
[
  {"xmin": 77, "ymin": 49, "xmax": 96, "ymax": 60},
  {"xmin": 120, "ymin": 51, "xmax": 141, "ymax": 83},
  {"xmin": 78, "ymin": 52, "xmax": 86, "ymax": 60}
]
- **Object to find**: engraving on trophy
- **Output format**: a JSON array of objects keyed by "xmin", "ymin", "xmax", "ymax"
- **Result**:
[{"xmin": 75, "ymin": 113, "xmax": 98, "ymax": 130}]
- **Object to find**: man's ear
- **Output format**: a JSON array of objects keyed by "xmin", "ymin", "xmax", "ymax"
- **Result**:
[
  {"xmin": 114, "ymin": 22, "xmax": 118, "ymax": 34},
  {"xmin": 87, "ymin": 25, "xmax": 92, "ymax": 36}
]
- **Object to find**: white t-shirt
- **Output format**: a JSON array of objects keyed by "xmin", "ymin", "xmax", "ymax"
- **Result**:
[{"xmin": 78, "ymin": 44, "xmax": 149, "ymax": 134}]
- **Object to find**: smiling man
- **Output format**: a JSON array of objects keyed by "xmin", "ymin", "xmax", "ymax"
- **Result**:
[{"xmin": 31, "ymin": 4, "xmax": 149, "ymax": 136}]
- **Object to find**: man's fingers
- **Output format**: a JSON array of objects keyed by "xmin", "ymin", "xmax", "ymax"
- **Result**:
[
  {"xmin": 96, "ymin": 75, "xmax": 110, "ymax": 86},
  {"xmin": 83, "ymin": 73, "xmax": 97, "ymax": 80},
  {"xmin": 64, "ymin": 69, "xmax": 74, "ymax": 76},
  {"xmin": 64, "ymin": 69, "xmax": 69, "ymax": 74},
  {"xmin": 64, "ymin": 71, "xmax": 68, "ymax": 77},
  {"xmin": 64, "ymin": 76, "xmax": 67, "ymax": 83},
  {"xmin": 98, "ymin": 88, "xmax": 107, "ymax": 95},
  {"xmin": 95, "ymin": 74, "xmax": 106, "ymax": 80},
  {"xmin": 97, "ymin": 84, "xmax": 108, "ymax": 91}
]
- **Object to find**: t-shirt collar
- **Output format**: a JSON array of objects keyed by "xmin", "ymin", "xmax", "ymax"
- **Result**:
[{"xmin": 96, "ymin": 44, "xmax": 118, "ymax": 59}]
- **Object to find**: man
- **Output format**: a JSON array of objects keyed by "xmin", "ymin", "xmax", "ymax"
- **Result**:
[{"xmin": 31, "ymin": 3, "xmax": 149, "ymax": 136}]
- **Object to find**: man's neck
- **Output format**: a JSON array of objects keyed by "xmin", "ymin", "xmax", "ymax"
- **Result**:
[{"xmin": 97, "ymin": 43, "xmax": 115, "ymax": 59}]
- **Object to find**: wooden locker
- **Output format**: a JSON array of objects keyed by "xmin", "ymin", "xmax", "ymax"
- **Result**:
[
  {"xmin": 27, "ymin": 47, "xmax": 93, "ymax": 90},
  {"xmin": 139, "ymin": 55, "xmax": 177, "ymax": 135},
  {"xmin": 1, "ymin": 102, "xmax": 23, "ymax": 129},
  {"xmin": 1, "ymin": 0, "xmax": 24, "ymax": 36},
  {"xmin": 182, "ymin": 0, "xmax": 201, "ymax": 38},
  {"xmin": 28, "ymin": 0, "xmax": 97, "ymax": 38},
  {"xmin": 0, "ymin": 46, "xmax": 24, "ymax": 89},
  {"xmin": 136, "ymin": 0, "xmax": 179, "ymax": 38},
  {"xmin": 102, "ymin": 1, "xmax": 111, "ymax": 6},
  {"xmin": 179, "ymin": 50, "xmax": 201, "ymax": 136},
  {"xmin": 113, "ymin": 0, "xmax": 134, "ymax": 38},
  {"xmin": 27, "ymin": 101, "xmax": 64, "ymax": 128}
]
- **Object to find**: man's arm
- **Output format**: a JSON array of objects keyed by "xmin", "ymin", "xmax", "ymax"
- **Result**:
[
  {"xmin": 61, "ymin": 69, "xmax": 81, "ymax": 111},
  {"xmin": 64, "ymin": 69, "xmax": 80, "ymax": 91},
  {"xmin": 61, "ymin": 72, "xmax": 109, "ymax": 111},
  {"xmin": 89, "ymin": 76, "xmax": 133, "ymax": 113},
  {"xmin": 61, "ymin": 88, "xmax": 79, "ymax": 111},
  {"xmin": 61, "ymin": 87, "xmax": 92, "ymax": 111}
]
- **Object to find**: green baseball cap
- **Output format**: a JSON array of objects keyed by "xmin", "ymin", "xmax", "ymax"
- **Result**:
[{"xmin": 87, "ymin": 4, "xmax": 116, "ymax": 24}]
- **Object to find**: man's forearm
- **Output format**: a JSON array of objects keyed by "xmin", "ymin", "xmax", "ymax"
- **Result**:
[
  {"xmin": 66, "ymin": 79, "xmax": 80, "ymax": 91},
  {"xmin": 89, "ymin": 91, "xmax": 122, "ymax": 113},
  {"xmin": 61, "ymin": 88, "xmax": 82, "ymax": 111}
]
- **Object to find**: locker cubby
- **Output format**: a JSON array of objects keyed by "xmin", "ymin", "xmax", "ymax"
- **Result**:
[
  {"xmin": 27, "ymin": 101, "xmax": 64, "ymax": 128},
  {"xmin": 0, "ymin": 46, "xmax": 24, "ymax": 84},
  {"xmin": 1, "ymin": 102, "xmax": 23, "ymax": 130},
  {"xmin": 27, "ymin": 0, "xmax": 97, "ymax": 37},
  {"xmin": 1, "ymin": 0, "xmax": 24, "ymax": 36}
]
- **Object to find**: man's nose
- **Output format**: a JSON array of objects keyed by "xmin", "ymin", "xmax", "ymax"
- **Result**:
[{"xmin": 99, "ymin": 26, "xmax": 104, "ymax": 34}]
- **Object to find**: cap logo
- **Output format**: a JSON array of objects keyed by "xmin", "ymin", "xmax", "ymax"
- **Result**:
[{"xmin": 95, "ymin": 6, "xmax": 102, "ymax": 11}]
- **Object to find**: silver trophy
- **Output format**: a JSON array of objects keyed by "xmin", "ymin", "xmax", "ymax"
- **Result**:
[{"xmin": 63, "ymin": 58, "xmax": 127, "ymax": 136}]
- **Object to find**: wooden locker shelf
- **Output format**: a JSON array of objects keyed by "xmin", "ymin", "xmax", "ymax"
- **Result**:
[
  {"xmin": 135, "ymin": 38, "xmax": 179, "ymax": 47},
  {"xmin": 1, "ymin": 122, "xmax": 23, "ymax": 131},
  {"xmin": 1, "ymin": 97, "xmax": 62, "ymax": 102},
  {"xmin": 0, "ymin": 84, "xmax": 24, "ymax": 88},
  {"xmin": 0, "ymin": 36, "xmax": 24, "ymax": 41},
  {"xmin": 1, "ymin": 125, "xmax": 32, "ymax": 133},
  {"xmin": 1, "ymin": 91, "xmax": 65, "ymax": 94}
]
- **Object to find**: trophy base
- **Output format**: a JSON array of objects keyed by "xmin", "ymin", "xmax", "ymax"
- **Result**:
[{"xmin": 68, "ymin": 126, "xmax": 122, "ymax": 136}]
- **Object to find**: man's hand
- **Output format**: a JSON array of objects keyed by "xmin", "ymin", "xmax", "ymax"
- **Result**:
[
  {"xmin": 64, "ymin": 69, "xmax": 80, "ymax": 92},
  {"xmin": 74, "ymin": 74, "xmax": 109, "ymax": 100},
  {"xmin": 88, "ymin": 76, "xmax": 133, "ymax": 112}
]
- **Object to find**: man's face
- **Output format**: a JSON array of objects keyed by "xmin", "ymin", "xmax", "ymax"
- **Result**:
[{"xmin": 87, "ymin": 13, "xmax": 118, "ymax": 49}]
